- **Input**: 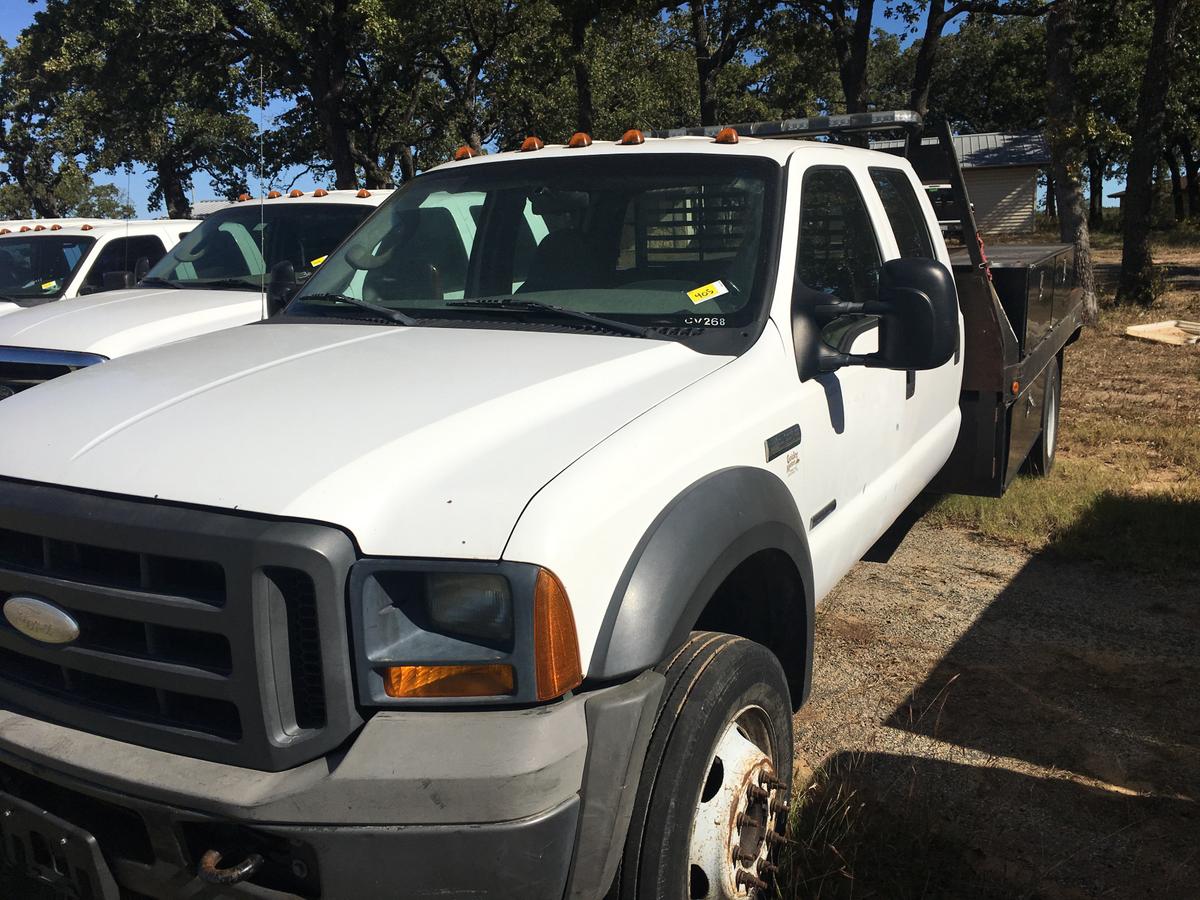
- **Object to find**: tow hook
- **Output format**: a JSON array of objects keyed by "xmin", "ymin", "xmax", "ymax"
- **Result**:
[{"xmin": 198, "ymin": 848, "xmax": 266, "ymax": 885}]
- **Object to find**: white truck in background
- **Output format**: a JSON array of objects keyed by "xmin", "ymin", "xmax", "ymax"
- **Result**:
[
  {"xmin": 0, "ymin": 189, "xmax": 387, "ymax": 399},
  {"xmin": 0, "ymin": 219, "xmax": 197, "ymax": 317},
  {"xmin": 0, "ymin": 113, "xmax": 1082, "ymax": 899}
]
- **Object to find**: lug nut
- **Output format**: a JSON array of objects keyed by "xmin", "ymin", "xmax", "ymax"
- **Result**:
[
  {"xmin": 737, "ymin": 812, "xmax": 764, "ymax": 829},
  {"xmin": 771, "ymin": 798, "xmax": 790, "ymax": 814},
  {"xmin": 733, "ymin": 849, "xmax": 756, "ymax": 865},
  {"xmin": 747, "ymin": 784, "xmax": 769, "ymax": 801},
  {"xmin": 765, "ymin": 830, "xmax": 789, "ymax": 846},
  {"xmin": 757, "ymin": 860, "xmax": 778, "ymax": 877},
  {"xmin": 736, "ymin": 870, "xmax": 770, "ymax": 891},
  {"xmin": 758, "ymin": 772, "xmax": 785, "ymax": 790}
]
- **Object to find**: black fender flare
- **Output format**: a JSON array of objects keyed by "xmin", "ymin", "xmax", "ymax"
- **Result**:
[{"xmin": 588, "ymin": 466, "xmax": 815, "ymax": 693}]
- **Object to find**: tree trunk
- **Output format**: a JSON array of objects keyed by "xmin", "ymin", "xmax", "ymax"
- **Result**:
[
  {"xmin": 1180, "ymin": 133, "xmax": 1200, "ymax": 218},
  {"xmin": 570, "ymin": 12, "xmax": 594, "ymax": 134},
  {"xmin": 834, "ymin": 0, "xmax": 875, "ymax": 114},
  {"xmin": 1045, "ymin": 0, "xmax": 1098, "ymax": 324},
  {"xmin": 157, "ymin": 160, "xmax": 192, "ymax": 219},
  {"xmin": 1117, "ymin": 0, "xmax": 1189, "ymax": 305},
  {"xmin": 399, "ymin": 145, "xmax": 416, "ymax": 184},
  {"xmin": 1087, "ymin": 145, "xmax": 1105, "ymax": 229},
  {"xmin": 690, "ymin": 4, "xmax": 718, "ymax": 126},
  {"xmin": 1045, "ymin": 170, "xmax": 1057, "ymax": 218},
  {"xmin": 908, "ymin": 0, "xmax": 946, "ymax": 118},
  {"xmin": 1165, "ymin": 149, "xmax": 1185, "ymax": 221}
]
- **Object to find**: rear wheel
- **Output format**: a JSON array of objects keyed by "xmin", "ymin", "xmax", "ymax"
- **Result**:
[
  {"xmin": 1029, "ymin": 356, "xmax": 1061, "ymax": 476},
  {"xmin": 615, "ymin": 632, "xmax": 793, "ymax": 900}
]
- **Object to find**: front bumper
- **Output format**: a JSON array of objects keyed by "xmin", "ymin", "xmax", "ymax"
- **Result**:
[{"xmin": 0, "ymin": 671, "xmax": 664, "ymax": 899}]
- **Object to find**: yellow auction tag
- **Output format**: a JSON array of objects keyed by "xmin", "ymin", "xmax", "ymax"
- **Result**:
[
  {"xmin": 309, "ymin": 255, "xmax": 328, "ymax": 268},
  {"xmin": 686, "ymin": 280, "xmax": 729, "ymax": 305},
  {"xmin": 41, "ymin": 281, "xmax": 58, "ymax": 290}
]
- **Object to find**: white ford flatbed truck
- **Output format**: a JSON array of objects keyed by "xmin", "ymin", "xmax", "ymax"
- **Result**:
[
  {"xmin": 0, "ymin": 190, "xmax": 388, "ymax": 400},
  {"xmin": 0, "ymin": 112, "xmax": 1081, "ymax": 899}
]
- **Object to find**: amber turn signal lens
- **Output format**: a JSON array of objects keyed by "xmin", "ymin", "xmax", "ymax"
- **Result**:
[
  {"xmin": 520, "ymin": 136, "xmax": 545, "ymax": 152},
  {"xmin": 237, "ymin": 192, "xmax": 251, "ymax": 202},
  {"xmin": 714, "ymin": 127, "xmax": 739, "ymax": 144},
  {"xmin": 567, "ymin": 132, "xmax": 592, "ymax": 148},
  {"xmin": 267, "ymin": 189, "xmax": 282, "ymax": 199},
  {"xmin": 313, "ymin": 188, "xmax": 329, "ymax": 197},
  {"xmin": 453, "ymin": 145, "xmax": 478, "ymax": 161},
  {"xmin": 80, "ymin": 224, "xmax": 93, "ymax": 231},
  {"xmin": 1011, "ymin": 380, "xmax": 1020, "ymax": 396},
  {"xmin": 384, "ymin": 664, "xmax": 515, "ymax": 699},
  {"xmin": 533, "ymin": 568, "xmax": 583, "ymax": 701},
  {"xmin": 619, "ymin": 129, "xmax": 645, "ymax": 145},
  {"xmin": 289, "ymin": 189, "xmax": 304, "ymax": 198},
  {"xmin": 50, "ymin": 224, "xmax": 62, "ymax": 230},
  {"xmin": 356, "ymin": 188, "xmax": 371, "ymax": 198}
]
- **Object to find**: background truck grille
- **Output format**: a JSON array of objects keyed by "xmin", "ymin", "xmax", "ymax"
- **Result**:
[{"xmin": 0, "ymin": 480, "xmax": 360, "ymax": 771}]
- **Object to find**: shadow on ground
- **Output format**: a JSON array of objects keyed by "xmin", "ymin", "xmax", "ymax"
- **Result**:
[{"xmin": 782, "ymin": 494, "xmax": 1200, "ymax": 899}]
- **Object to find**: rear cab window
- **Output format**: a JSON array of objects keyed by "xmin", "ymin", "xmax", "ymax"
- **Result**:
[{"xmin": 868, "ymin": 167, "xmax": 935, "ymax": 260}]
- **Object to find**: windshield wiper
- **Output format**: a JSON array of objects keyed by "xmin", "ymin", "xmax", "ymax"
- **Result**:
[
  {"xmin": 298, "ymin": 292, "xmax": 418, "ymax": 325},
  {"xmin": 139, "ymin": 276, "xmax": 181, "ymax": 288},
  {"xmin": 446, "ymin": 298, "xmax": 650, "ymax": 338},
  {"xmin": 187, "ymin": 277, "xmax": 265, "ymax": 291}
]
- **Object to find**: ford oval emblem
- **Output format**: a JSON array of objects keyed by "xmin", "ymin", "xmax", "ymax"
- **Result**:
[{"xmin": 3, "ymin": 595, "xmax": 80, "ymax": 645}]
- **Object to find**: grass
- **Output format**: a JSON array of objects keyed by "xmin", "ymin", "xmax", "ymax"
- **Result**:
[{"xmin": 922, "ymin": 242, "xmax": 1200, "ymax": 575}]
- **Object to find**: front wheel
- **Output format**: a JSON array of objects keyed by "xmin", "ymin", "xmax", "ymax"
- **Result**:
[{"xmin": 615, "ymin": 632, "xmax": 793, "ymax": 900}]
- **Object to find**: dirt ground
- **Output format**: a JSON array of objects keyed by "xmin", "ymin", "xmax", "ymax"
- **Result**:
[{"xmin": 781, "ymin": 247, "xmax": 1200, "ymax": 898}]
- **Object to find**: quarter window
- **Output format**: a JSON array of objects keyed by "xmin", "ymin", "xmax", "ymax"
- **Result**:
[
  {"xmin": 869, "ymin": 167, "xmax": 935, "ymax": 259},
  {"xmin": 796, "ymin": 167, "xmax": 882, "ymax": 304}
]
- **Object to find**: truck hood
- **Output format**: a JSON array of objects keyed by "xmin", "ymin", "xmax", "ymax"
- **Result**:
[
  {"xmin": 0, "ymin": 287, "xmax": 263, "ymax": 358},
  {"xmin": 0, "ymin": 323, "xmax": 728, "ymax": 557}
]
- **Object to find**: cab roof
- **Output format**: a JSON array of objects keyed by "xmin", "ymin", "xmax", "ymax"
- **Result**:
[
  {"xmin": 431, "ymin": 133, "xmax": 897, "ymax": 174},
  {"xmin": 0, "ymin": 219, "xmax": 197, "ymax": 237}
]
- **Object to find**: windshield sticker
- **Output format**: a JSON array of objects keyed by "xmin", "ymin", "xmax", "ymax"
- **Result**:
[
  {"xmin": 310, "ymin": 255, "xmax": 327, "ymax": 268},
  {"xmin": 687, "ymin": 280, "xmax": 729, "ymax": 305},
  {"xmin": 40, "ymin": 280, "xmax": 58, "ymax": 290}
]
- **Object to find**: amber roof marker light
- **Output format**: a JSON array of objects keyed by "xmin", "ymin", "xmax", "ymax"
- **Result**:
[
  {"xmin": 266, "ymin": 190, "xmax": 282, "ymax": 199},
  {"xmin": 356, "ymin": 188, "xmax": 372, "ymax": 198},
  {"xmin": 520, "ymin": 136, "xmax": 545, "ymax": 152},
  {"xmin": 567, "ymin": 132, "xmax": 593, "ymax": 148},
  {"xmin": 237, "ymin": 192, "xmax": 251, "ymax": 202},
  {"xmin": 453, "ymin": 145, "xmax": 480, "ymax": 161},
  {"xmin": 288, "ymin": 189, "xmax": 304, "ymax": 198},
  {"xmin": 618, "ymin": 129, "xmax": 645, "ymax": 145},
  {"xmin": 313, "ymin": 188, "xmax": 329, "ymax": 197},
  {"xmin": 714, "ymin": 127, "xmax": 740, "ymax": 144}
]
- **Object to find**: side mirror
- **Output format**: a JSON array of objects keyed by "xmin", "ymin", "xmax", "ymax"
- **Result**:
[
  {"xmin": 101, "ymin": 270, "xmax": 136, "ymax": 291},
  {"xmin": 266, "ymin": 260, "xmax": 298, "ymax": 316},
  {"xmin": 817, "ymin": 257, "xmax": 958, "ymax": 372},
  {"xmin": 133, "ymin": 256, "xmax": 151, "ymax": 283}
]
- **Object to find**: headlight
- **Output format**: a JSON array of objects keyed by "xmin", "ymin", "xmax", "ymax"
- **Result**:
[
  {"xmin": 350, "ymin": 561, "xmax": 581, "ymax": 706},
  {"xmin": 424, "ymin": 573, "xmax": 513, "ymax": 643}
]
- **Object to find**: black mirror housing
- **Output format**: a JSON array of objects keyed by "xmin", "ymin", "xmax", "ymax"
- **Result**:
[
  {"xmin": 266, "ymin": 260, "xmax": 298, "ymax": 316},
  {"xmin": 817, "ymin": 257, "xmax": 958, "ymax": 373},
  {"xmin": 101, "ymin": 270, "xmax": 136, "ymax": 291}
]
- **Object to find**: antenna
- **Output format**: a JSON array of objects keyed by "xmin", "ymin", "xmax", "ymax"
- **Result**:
[{"xmin": 258, "ymin": 63, "xmax": 268, "ymax": 320}]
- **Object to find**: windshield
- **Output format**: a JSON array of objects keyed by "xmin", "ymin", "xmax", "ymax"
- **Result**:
[
  {"xmin": 146, "ymin": 202, "xmax": 373, "ymax": 291},
  {"xmin": 0, "ymin": 235, "xmax": 96, "ymax": 300},
  {"xmin": 286, "ymin": 156, "xmax": 780, "ymax": 337}
]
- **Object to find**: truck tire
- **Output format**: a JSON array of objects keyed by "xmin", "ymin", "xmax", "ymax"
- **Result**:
[
  {"xmin": 613, "ymin": 632, "xmax": 792, "ymax": 900},
  {"xmin": 1028, "ymin": 355, "xmax": 1061, "ymax": 476}
]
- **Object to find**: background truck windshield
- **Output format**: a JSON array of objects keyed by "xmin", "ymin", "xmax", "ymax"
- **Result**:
[
  {"xmin": 147, "ymin": 203, "xmax": 372, "ymax": 290},
  {"xmin": 287, "ymin": 156, "xmax": 778, "ymax": 331},
  {"xmin": 0, "ymin": 235, "xmax": 95, "ymax": 299}
]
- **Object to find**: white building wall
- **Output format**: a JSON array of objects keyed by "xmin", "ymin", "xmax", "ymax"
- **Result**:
[{"xmin": 964, "ymin": 166, "xmax": 1039, "ymax": 234}]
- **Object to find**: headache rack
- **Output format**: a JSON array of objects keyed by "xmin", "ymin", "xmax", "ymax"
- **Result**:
[{"xmin": 657, "ymin": 110, "xmax": 1085, "ymax": 496}]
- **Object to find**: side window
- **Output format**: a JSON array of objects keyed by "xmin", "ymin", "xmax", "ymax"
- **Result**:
[
  {"xmin": 84, "ymin": 235, "xmax": 167, "ymax": 288},
  {"xmin": 796, "ymin": 167, "xmax": 882, "ymax": 304},
  {"xmin": 870, "ymin": 167, "xmax": 935, "ymax": 259}
]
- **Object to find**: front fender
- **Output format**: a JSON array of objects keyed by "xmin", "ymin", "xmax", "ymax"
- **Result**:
[{"xmin": 588, "ymin": 466, "xmax": 814, "ymax": 684}]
